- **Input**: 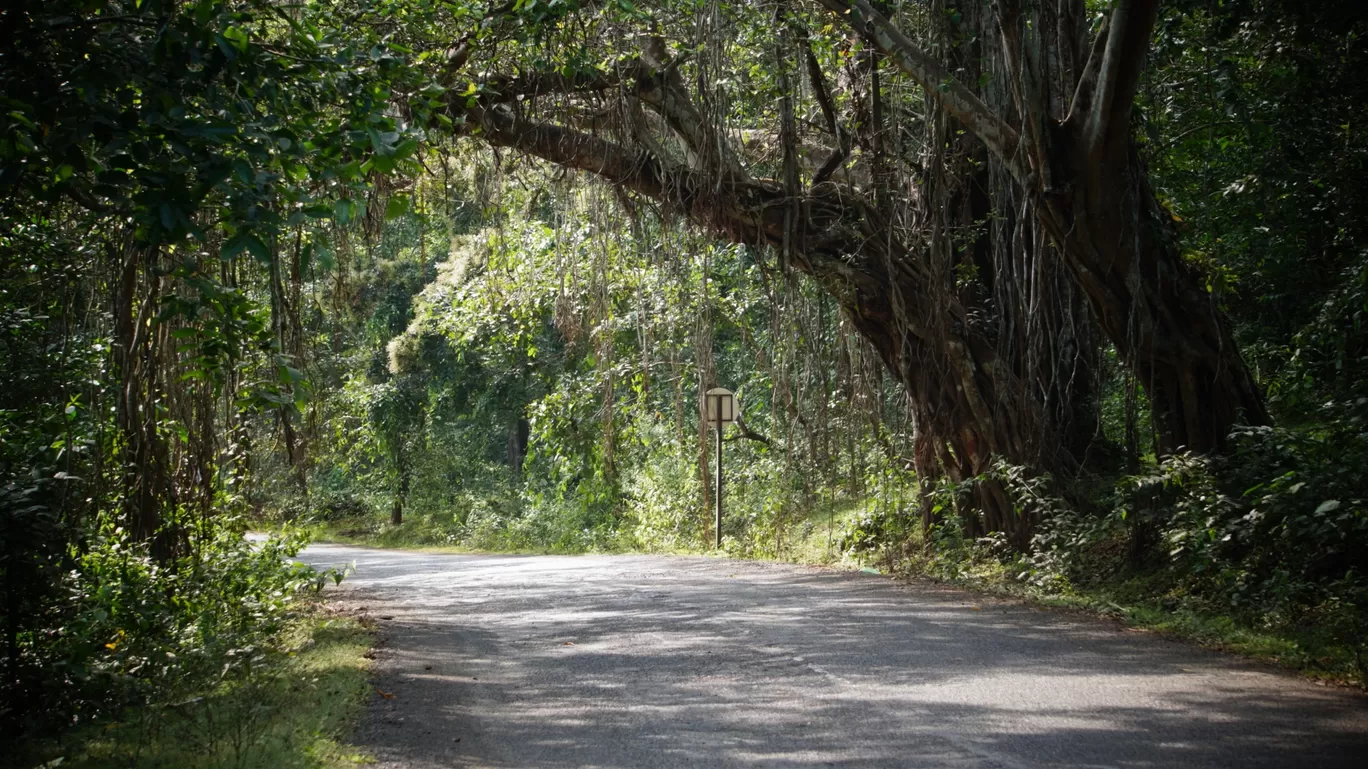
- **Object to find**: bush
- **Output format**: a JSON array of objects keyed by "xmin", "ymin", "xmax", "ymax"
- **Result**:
[
  {"xmin": 998, "ymin": 419, "xmax": 1368, "ymax": 681},
  {"xmin": 4, "ymin": 522, "xmax": 328, "ymax": 742},
  {"xmin": 310, "ymin": 493, "xmax": 376, "ymax": 522}
]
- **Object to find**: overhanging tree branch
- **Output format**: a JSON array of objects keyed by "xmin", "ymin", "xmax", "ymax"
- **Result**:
[
  {"xmin": 450, "ymin": 100, "xmax": 926, "ymax": 332},
  {"xmin": 634, "ymin": 49, "xmax": 747, "ymax": 179},
  {"xmin": 815, "ymin": 0, "xmax": 1023, "ymax": 180},
  {"xmin": 473, "ymin": 54, "xmax": 744, "ymax": 179},
  {"xmin": 1085, "ymin": 0, "xmax": 1160, "ymax": 158},
  {"xmin": 801, "ymin": 35, "xmax": 852, "ymax": 186}
]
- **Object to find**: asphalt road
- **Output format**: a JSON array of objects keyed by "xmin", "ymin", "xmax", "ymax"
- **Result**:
[{"xmin": 300, "ymin": 544, "xmax": 1368, "ymax": 768}]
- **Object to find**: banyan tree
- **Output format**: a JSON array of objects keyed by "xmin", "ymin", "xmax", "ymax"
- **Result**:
[{"xmin": 426, "ymin": 0, "xmax": 1269, "ymax": 538}]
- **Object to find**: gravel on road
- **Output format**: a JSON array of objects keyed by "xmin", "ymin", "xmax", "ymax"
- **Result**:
[{"xmin": 300, "ymin": 544, "xmax": 1368, "ymax": 769}]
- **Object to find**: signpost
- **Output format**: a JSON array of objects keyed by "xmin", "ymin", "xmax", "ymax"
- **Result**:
[{"xmin": 704, "ymin": 387, "xmax": 737, "ymax": 549}]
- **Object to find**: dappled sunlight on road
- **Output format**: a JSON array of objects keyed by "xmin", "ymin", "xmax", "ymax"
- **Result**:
[{"xmin": 300, "ymin": 545, "xmax": 1368, "ymax": 769}]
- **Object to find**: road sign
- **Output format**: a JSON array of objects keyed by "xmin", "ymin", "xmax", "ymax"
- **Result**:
[
  {"xmin": 704, "ymin": 387, "xmax": 738, "ymax": 550},
  {"xmin": 705, "ymin": 387, "xmax": 737, "ymax": 427}
]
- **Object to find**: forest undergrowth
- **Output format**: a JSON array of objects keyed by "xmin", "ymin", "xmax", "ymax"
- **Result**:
[
  {"xmin": 5, "ymin": 527, "xmax": 372, "ymax": 769},
  {"xmin": 16, "ymin": 605, "xmax": 374, "ymax": 769}
]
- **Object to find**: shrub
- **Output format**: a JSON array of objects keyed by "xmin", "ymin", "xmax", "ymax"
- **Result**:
[{"xmin": 5, "ymin": 522, "xmax": 327, "ymax": 741}]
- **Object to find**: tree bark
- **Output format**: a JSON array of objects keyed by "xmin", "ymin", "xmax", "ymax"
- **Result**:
[
  {"xmin": 823, "ymin": 0, "xmax": 1271, "ymax": 453},
  {"xmin": 112, "ymin": 241, "xmax": 177, "ymax": 559},
  {"xmin": 391, "ymin": 440, "xmax": 407, "ymax": 526}
]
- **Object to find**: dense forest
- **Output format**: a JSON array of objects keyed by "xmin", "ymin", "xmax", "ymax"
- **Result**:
[{"xmin": 3, "ymin": 0, "xmax": 1367, "ymax": 758}]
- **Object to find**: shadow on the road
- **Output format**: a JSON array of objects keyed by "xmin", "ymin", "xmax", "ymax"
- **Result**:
[{"xmin": 307, "ymin": 548, "xmax": 1368, "ymax": 769}]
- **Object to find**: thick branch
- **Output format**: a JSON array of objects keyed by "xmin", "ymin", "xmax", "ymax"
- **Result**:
[
  {"xmin": 480, "ymin": 57, "xmax": 744, "ymax": 179},
  {"xmin": 805, "ymin": 45, "xmax": 842, "ymax": 141},
  {"xmin": 634, "ymin": 60, "xmax": 747, "ymax": 178},
  {"xmin": 482, "ymin": 68, "xmax": 628, "ymax": 98},
  {"xmin": 1085, "ymin": 0, "xmax": 1159, "ymax": 157},
  {"xmin": 462, "ymin": 102, "xmax": 925, "ymax": 326},
  {"xmin": 802, "ymin": 37, "xmax": 852, "ymax": 186},
  {"xmin": 464, "ymin": 104, "xmax": 673, "ymax": 200},
  {"xmin": 452, "ymin": 94, "xmax": 933, "ymax": 315},
  {"xmin": 995, "ymin": 0, "xmax": 1051, "ymax": 184},
  {"xmin": 817, "ymin": 0, "xmax": 1022, "ymax": 180},
  {"xmin": 1065, "ymin": 16, "xmax": 1110, "ymax": 125},
  {"xmin": 728, "ymin": 415, "xmax": 773, "ymax": 446}
]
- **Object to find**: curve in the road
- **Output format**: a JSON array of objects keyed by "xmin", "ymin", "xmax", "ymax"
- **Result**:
[{"xmin": 301, "ymin": 544, "xmax": 1368, "ymax": 769}]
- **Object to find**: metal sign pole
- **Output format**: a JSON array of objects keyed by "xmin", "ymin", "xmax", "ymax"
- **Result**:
[
  {"xmin": 715, "ymin": 396, "xmax": 723, "ymax": 550},
  {"xmin": 703, "ymin": 387, "xmax": 734, "ymax": 551}
]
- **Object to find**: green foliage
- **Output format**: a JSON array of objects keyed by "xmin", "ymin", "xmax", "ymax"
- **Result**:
[
  {"xmin": 1022, "ymin": 422, "xmax": 1368, "ymax": 629},
  {"xmin": 1, "ymin": 0, "xmax": 429, "ymax": 236},
  {"xmin": 22, "ymin": 610, "xmax": 373, "ymax": 769},
  {"xmin": 294, "ymin": 176, "xmax": 901, "ymax": 559},
  {"xmin": 1146, "ymin": 0, "xmax": 1368, "ymax": 419},
  {"xmin": 991, "ymin": 422, "xmax": 1366, "ymax": 683},
  {"xmin": 622, "ymin": 423, "xmax": 704, "ymax": 552},
  {"xmin": 5, "ymin": 524, "xmax": 332, "ymax": 740}
]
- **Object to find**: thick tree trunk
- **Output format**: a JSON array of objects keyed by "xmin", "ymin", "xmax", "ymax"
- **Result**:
[
  {"xmin": 391, "ymin": 442, "xmax": 408, "ymax": 526},
  {"xmin": 827, "ymin": 0, "xmax": 1271, "ymax": 456},
  {"xmin": 113, "ymin": 242, "xmax": 177, "ymax": 559},
  {"xmin": 1046, "ymin": 142, "xmax": 1271, "ymax": 452},
  {"xmin": 268, "ymin": 241, "xmax": 309, "ymax": 493},
  {"xmin": 507, "ymin": 416, "xmax": 529, "ymax": 482}
]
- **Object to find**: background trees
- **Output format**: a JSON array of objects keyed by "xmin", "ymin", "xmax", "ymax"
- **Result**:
[{"xmin": 0, "ymin": 0, "xmax": 423, "ymax": 739}]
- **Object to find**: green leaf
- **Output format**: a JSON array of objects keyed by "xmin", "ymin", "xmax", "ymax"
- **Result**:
[
  {"xmin": 385, "ymin": 194, "xmax": 410, "ymax": 220},
  {"xmin": 1315, "ymin": 500, "xmax": 1342, "ymax": 514},
  {"xmin": 333, "ymin": 199, "xmax": 358, "ymax": 224},
  {"xmin": 222, "ymin": 232, "xmax": 271, "ymax": 263},
  {"xmin": 365, "ymin": 153, "xmax": 397, "ymax": 174},
  {"xmin": 222, "ymin": 26, "xmax": 250, "ymax": 52},
  {"xmin": 393, "ymin": 138, "xmax": 421, "ymax": 160}
]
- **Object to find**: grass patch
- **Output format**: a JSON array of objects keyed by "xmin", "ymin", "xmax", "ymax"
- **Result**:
[
  {"xmin": 303, "ymin": 517, "xmax": 475, "ymax": 551},
  {"xmin": 880, "ymin": 548, "xmax": 1367, "ymax": 689},
  {"xmin": 20, "ymin": 606, "xmax": 375, "ymax": 769},
  {"xmin": 296, "ymin": 517, "xmax": 547, "ymax": 554},
  {"xmin": 1031, "ymin": 585, "xmax": 1365, "ymax": 686},
  {"xmin": 769, "ymin": 499, "xmax": 870, "ymax": 567}
]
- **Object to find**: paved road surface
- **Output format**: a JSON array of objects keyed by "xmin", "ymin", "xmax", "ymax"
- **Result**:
[{"xmin": 300, "ymin": 544, "xmax": 1368, "ymax": 768}]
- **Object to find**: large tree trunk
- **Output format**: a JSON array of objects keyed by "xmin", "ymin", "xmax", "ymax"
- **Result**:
[
  {"xmin": 1048, "ymin": 143, "xmax": 1271, "ymax": 452},
  {"xmin": 113, "ymin": 241, "xmax": 177, "ymax": 560},
  {"xmin": 827, "ymin": 0, "xmax": 1270, "ymax": 456}
]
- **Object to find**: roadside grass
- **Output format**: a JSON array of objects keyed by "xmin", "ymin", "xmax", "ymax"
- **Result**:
[
  {"xmin": 766, "ymin": 500, "xmax": 869, "ymax": 567},
  {"xmin": 294, "ymin": 517, "xmax": 548, "ymax": 554},
  {"xmin": 21, "ymin": 607, "xmax": 375, "ymax": 769},
  {"xmin": 1038, "ymin": 587, "xmax": 1365, "ymax": 687},
  {"xmin": 285, "ymin": 514, "xmax": 652, "ymax": 556},
  {"xmin": 302, "ymin": 516, "xmax": 475, "ymax": 551},
  {"xmin": 884, "ymin": 549, "xmax": 1367, "ymax": 689}
]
